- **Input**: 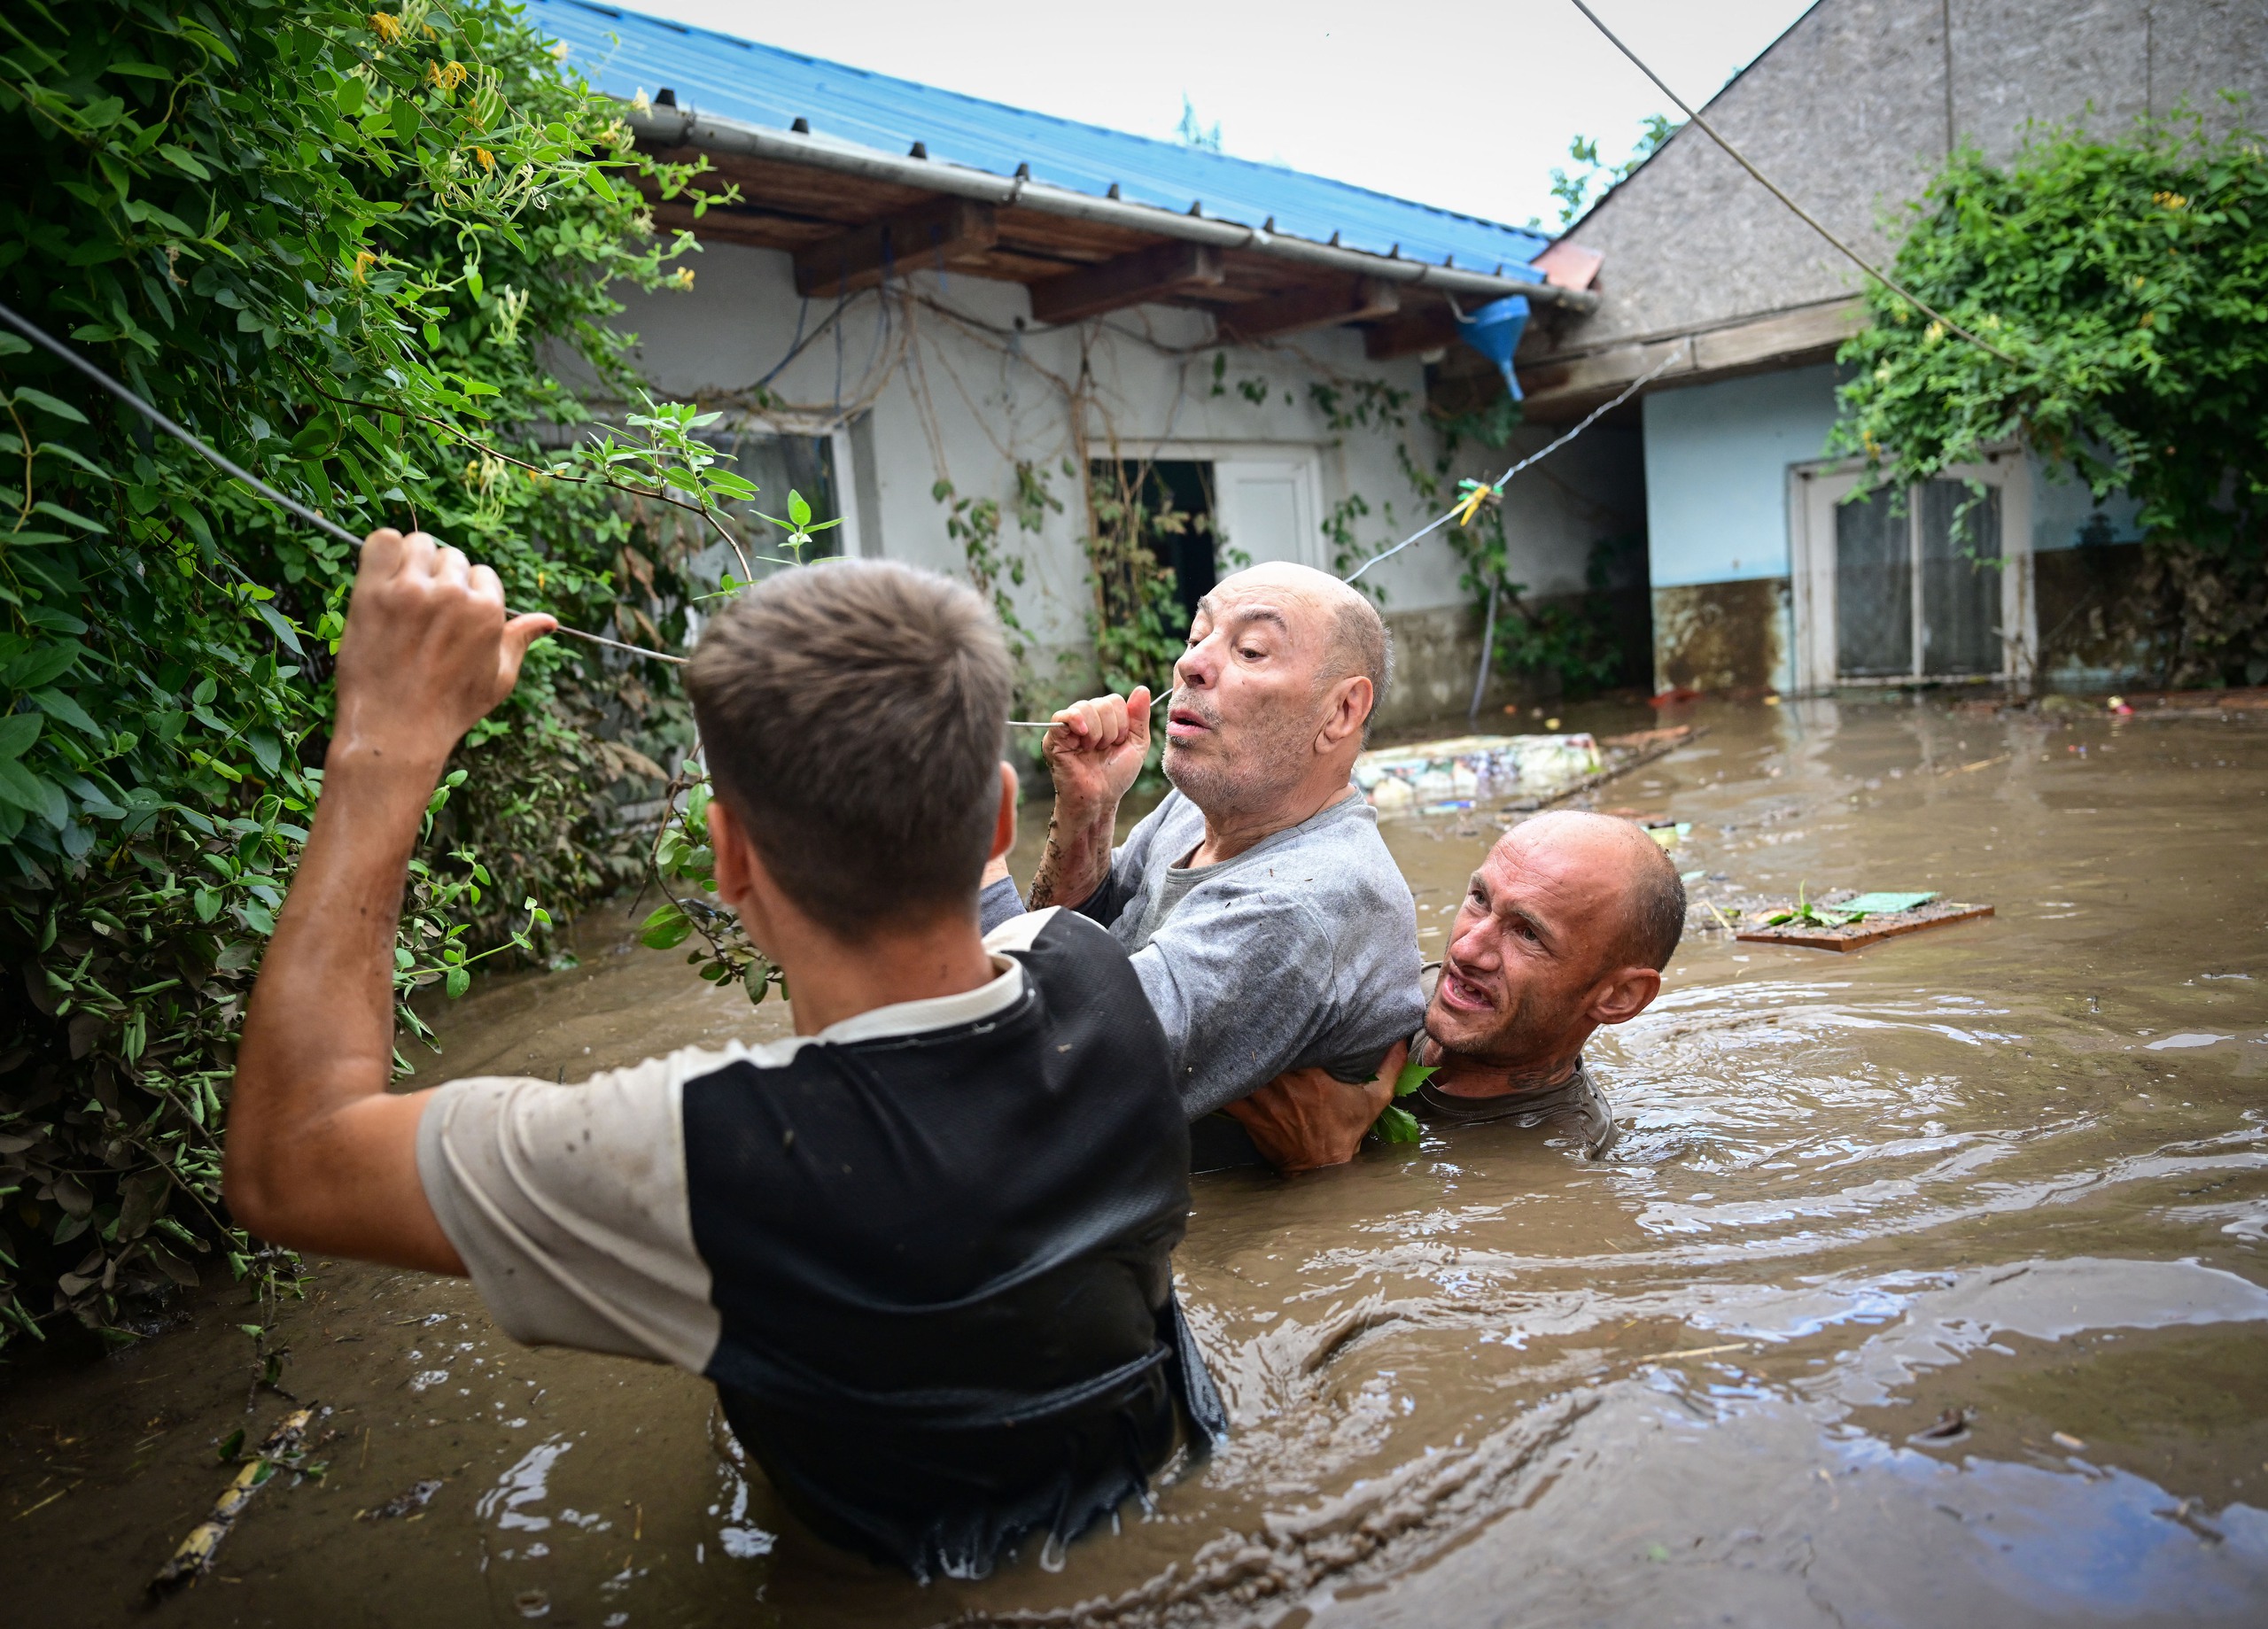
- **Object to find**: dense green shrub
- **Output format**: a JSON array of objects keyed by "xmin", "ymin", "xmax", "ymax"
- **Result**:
[
  {"xmin": 1834, "ymin": 104, "xmax": 2268, "ymax": 687},
  {"xmin": 0, "ymin": 0, "xmax": 733, "ymax": 1345}
]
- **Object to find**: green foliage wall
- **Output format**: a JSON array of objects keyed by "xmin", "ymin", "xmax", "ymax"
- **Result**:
[
  {"xmin": 0, "ymin": 0, "xmax": 722, "ymax": 1345},
  {"xmin": 1833, "ymin": 104, "xmax": 2268, "ymax": 687}
]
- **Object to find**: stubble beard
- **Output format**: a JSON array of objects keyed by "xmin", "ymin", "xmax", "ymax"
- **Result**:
[
  {"xmin": 1434, "ymin": 964, "xmax": 1592, "ymax": 1074},
  {"xmin": 1163, "ymin": 696, "xmax": 1318, "ymax": 823}
]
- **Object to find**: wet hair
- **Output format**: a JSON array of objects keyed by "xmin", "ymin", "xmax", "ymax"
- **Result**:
[
  {"xmin": 686, "ymin": 559, "xmax": 1010, "ymax": 942},
  {"xmin": 1620, "ymin": 835, "xmax": 1688, "ymax": 972}
]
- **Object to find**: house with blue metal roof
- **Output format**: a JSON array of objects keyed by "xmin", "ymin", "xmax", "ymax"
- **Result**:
[{"xmin": 524, "ymin": 0, "xmax": 1648, "ymax": 722}]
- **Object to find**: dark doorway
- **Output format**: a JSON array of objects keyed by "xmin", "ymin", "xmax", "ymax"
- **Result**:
[{"xmin": 1092, "ymin": 460, "xmax": 1216, "ymax": 617}]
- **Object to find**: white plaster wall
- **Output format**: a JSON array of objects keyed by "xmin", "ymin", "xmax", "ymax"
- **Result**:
[
  {"xmin": 609, "ymin": 244, "xmax": 1440, "ymax": 645},
  {"xmin": 602, "ymin": 241, "xmax": 1610, "ymax": 693}
]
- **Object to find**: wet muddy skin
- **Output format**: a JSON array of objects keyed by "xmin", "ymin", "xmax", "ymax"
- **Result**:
[{"xmin": 7, "ymin": 695, "xmax": 2267, "ymax": 1626}]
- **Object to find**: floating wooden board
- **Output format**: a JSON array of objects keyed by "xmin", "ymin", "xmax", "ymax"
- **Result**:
[{"xmin": 1736, "ymin": 901, "xmax": 1994, "ymax": 952}]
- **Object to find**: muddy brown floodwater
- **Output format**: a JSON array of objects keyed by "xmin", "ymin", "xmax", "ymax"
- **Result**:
[{"xmin": 8, "ymin": 695, "xmax": 2268, "ymax": 1627}]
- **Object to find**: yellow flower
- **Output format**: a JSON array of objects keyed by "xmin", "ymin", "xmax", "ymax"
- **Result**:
[
  {"xmin": 670, "ymin": 267, "xmax": 695, "ymax": 291},
  {"xmin": 2151, "ymin": 190, "xmax": 2188, "ymax": 210},
  {"xmin": 352, "ymin": 249, "xmax": 378, "ymax": 283},
  {"xmin": 426, "ymin": 59, "xmax": 468, "ymax": 93},
  {"xmin": 474, "ymin": 146, "xmax": 495, "ymax": 173},
  {"xmin": 369, "ymin": 12, "xmax": 401, "ymax": 43}
]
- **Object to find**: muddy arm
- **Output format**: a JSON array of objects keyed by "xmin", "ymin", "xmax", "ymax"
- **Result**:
[
  {"xmin": 226, "ymin": 531, "xmax": 551, "ymax": 1273},
  {"xmin": 1223, "ymin": 1042, "xmax": 1404, "ymax": 1175}
]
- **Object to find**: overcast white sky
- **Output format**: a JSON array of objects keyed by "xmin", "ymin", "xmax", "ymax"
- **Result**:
[{"xmin": 618, "ymin": 0, "xmax": 1820, "ymax": 230}]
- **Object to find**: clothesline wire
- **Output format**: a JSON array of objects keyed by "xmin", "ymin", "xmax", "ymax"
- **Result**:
[
  {"xmin": 0, "ymin": 299, "xmax": 687, "ymax": 666},
  {"xmin": 1342, "ymin": 337, "xmax": 1694, "ymax": 586},
  {"xmin": 1564, "ymin": 0, "xmax": 2019, "ymax": 366}
]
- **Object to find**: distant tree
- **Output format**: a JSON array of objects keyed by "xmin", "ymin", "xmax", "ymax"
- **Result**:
[
  {"xmin": 1177, "ymin": 94, "xmax": 1223, "ymax": 154},
  {"xmin": 1547, "ymin": 112, "xmax": 1681, "ymax": 227}
]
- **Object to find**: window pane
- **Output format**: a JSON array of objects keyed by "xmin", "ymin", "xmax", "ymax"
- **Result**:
[
  {"xmin": 722, "ymin": 431, "xmax": 844, "ymax": 568},
  {"xmin": 1835, "ymin": 485, "xmax": 1913, "ymax": 677},
  {"xmin": 1919, "ymin": 480, "xmax": 2001, "ymax": 676}
]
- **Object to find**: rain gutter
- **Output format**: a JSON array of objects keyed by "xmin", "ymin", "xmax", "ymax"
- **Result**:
[{"xmin": 628, "ymin": 108, "xmax": 1600, "ymax": 314}]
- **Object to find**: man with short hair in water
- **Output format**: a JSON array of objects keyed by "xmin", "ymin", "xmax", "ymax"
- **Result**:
[
  {"xmin": 983, "ymin": 562, "xmax": 1425, "ymax": 1167},
  {"xmin": 226, "ymin": 535, "xmax": 1221, "ymax": 1579},
  {"xmin": 1227, "ymin": 811, "xmax": 1686, "ymax": 1171}
]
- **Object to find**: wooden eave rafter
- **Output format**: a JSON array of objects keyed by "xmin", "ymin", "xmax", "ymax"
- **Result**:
[{"xmin": 638, "ymin": 139, "xmax": 1479, "ymax": 343}]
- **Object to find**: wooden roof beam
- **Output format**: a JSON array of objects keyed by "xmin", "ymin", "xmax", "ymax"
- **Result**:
[
  {"xmin": 1216, "ymin": 276, "xmax": 1400, "ymax": 343},
  {"xmin": 1028, "ymin": 241, "xmax": 1225, "ymax": 325},
  {"xmin": 1363, "ymin": 302, "xmax": 1463, "ymax": 361},
  {"xmin": 794, "ymin": 197, "xmax": 998, "ymax": 299}
]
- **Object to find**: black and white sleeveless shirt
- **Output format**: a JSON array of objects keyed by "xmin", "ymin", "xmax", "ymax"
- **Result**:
[{"xmin": 416, "ymin": 907, "xmax": 1223, "ymax": 1579}]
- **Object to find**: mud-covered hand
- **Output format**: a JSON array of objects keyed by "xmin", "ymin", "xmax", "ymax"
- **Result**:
[
  {"xmin": 1041, "ymin": 685, "xmax": 1152, "ymax": 818},
  {"xmin": 331, "ymin": 529, "xmax": 555, "ymax": 770},
  {"xmin": 1224, "ymin": 1041, "xmax": 1407, "ymax": 1175}
]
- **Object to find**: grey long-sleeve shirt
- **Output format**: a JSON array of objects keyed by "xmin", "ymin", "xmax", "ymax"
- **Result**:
[{"xmin": 985, "ymin": 788, "xmax": 1425, "ymax": 1121}]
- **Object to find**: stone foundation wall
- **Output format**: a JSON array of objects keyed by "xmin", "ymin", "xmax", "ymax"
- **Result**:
[
  {"xmin": 2035, "ymin": 542, "xmax": 2151, "ymax": 688},
  {"xmin": 1652, "ymin": 578, "xmax": 1790, "ymax": 694}
]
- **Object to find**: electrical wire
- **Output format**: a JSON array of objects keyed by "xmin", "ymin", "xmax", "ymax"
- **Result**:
[
  {"xmin": 1563, "ymin": 0, "xmax": 2019, "ymax": 365},
  {"xmin": 0, "ymin": 299, "xmax": 689, "ymax": 665},
  {"xmin": 1342, "ymin": 337, "xmax": 1693, "ymax": 586}
]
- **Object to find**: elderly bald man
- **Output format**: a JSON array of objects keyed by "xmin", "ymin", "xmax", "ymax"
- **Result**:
[
  {"xmin": 1225, "ymin": 811, "xmax": 1687, "ymax": 1172},
  {"xmin": 982, "ymin": 562, "xmax": 1425, "ymax": 1160}
]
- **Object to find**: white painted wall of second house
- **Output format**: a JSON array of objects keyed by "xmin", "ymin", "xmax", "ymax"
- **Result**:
[{"xmin": 603, "ymin": 241, "xmax": 1614, "ymax": 719}]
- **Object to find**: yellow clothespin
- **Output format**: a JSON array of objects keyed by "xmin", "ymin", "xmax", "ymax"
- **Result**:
[{"xmin": 1452, "ymin": 478, "xmax": 1497, "ymax": 527}]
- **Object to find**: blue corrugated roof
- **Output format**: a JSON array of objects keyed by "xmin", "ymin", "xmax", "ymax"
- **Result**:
[{"xmin": 526, "ymin": 0, "xmax": 1550, "ymax": 276}]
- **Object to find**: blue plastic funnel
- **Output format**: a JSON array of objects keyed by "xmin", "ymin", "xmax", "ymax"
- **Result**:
[{"xmin": 1459, "ymin": 294, "xmax": 1530, "ymax": 402}]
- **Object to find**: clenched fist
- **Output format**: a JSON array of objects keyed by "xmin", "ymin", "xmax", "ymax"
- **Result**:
[{"xmin": 331, "ymin": 529, "xmax": 555, "ymax": 770}]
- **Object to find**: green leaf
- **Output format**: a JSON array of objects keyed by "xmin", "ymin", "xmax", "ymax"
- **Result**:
[
  {"xmin": 250, "ymin": 601, "xmax": 305, "ymax": 655},
  {"xmin": 217, "ymin": 1427, "xmax": 245, "ymax": 1462},
  {"xmin": 8, "ymin": 387, "xmax": 88, "ymax": 425},
  {"xmin": 7, "ymin": 640, "xmax": 83, "ymax": 690},
  {"xmin": 584, "ymin": 166, "xmax": 618, "ymax": 204},
  {"xmin": 0, "ymin": 760, "xmax": 69, "ymax": 828},
  {"xmin": 445, "ymin": 966, "xmax": 470, "ymax": 998},
  {"xmin": 1372, "ymin": 1103, "xmax": 1422, "ymax": 1144},
  {"xmin": 29, "ymin": 689, "xmax": 101, "ymax": 737},
  {"xmin": 0, "ymin": 713, "xmax": 40, "ymax": 760},
  {"xmin": 788, "ymin": 489, "xmax": 811, "ymax": 528},
  {"xmin": 639, "ymin": 902, "xmax": 692, "ymax": 950},
  {"xmin": 1393, "ymin": 1060, "xmax": 1439, "ymax": 1098},
  {"xmin": 158, "ymin": 144, "xmax": 212, "ymax": 181}
]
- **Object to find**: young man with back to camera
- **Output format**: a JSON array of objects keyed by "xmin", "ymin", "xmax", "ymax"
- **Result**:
[{"xmin": 223, "ymin": 530, "xmax": 1223, "ymax": 1579}]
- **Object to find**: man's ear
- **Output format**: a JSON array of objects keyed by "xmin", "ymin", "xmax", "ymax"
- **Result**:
[
  {"xmin": 1586, "ymin": 965, "xmax": 1662, "ymax": 1027},
  {"xmin": 706, "ymin": 796, "xmax": 782, "ymax": 951},
  {"xmin": 989, "ymin": 761, "xmax": 1019, "ymax": 863},
  {"xmin": 1314, "ymin": 674, "xmax": 1374, "ymax": 753}
]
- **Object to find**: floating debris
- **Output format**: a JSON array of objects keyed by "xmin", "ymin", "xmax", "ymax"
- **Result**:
[
  {"xmin": 1355, "ymin": 725, "xmax": 1705, "ymax": 820},
  {"xmin": 150, "ymin": 1406, "xmax": 316, "ymax": 1593},
  {"xmin": 358, "ymin": 1478, "xmax": 444, "ymax": 1521},
  {"xmin": 1356, "ymin": 733, "xmax": 1604, "ymax": 817},
  {"xmin": 1913, "ymin": 1407, "xmax": 1973, "ymax": 1443},
  {"xmin": 1736, "ymin": 888, "xmax": 1994, "ymax": 952}
]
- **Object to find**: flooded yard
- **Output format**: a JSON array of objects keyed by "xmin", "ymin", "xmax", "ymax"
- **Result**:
[{"xmin": 6, "ymin": 694, "xmax": 2266, "ymax": 1627}]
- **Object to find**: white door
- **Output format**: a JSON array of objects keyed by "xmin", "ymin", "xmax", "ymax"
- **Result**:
[
  {"xmin": 1790, "ymin": 461, "xmax": 2034, "ymax": 692},
  {"xmin": 1211, "ymin": 456, "xmax": 1321, "ymax": 571}
]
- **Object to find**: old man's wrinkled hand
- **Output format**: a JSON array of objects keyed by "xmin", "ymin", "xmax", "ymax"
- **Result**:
[{"xmin": 1041, "ymin": 685, "xmax": 1153, "ymax": 814}]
